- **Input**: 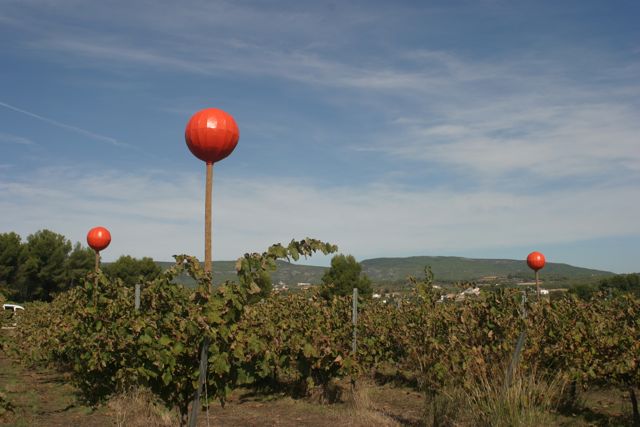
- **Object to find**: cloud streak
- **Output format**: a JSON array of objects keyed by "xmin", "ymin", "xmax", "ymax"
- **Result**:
[
  {"xmin": 0, "ymin": 101, "xmax": 128, "ymax": 147},
  {"xmin": 0, "ymin": 132, "xmax": 34, "ymax": 146}
]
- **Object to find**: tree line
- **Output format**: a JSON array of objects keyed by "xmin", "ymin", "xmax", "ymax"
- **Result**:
[
  {"xmin": 0, "ymin": 230, "xmax": 162, "ymax": 302},
  {"xmin": 569, "ymin": 272, "xmax": 640, "ymax": 300}
]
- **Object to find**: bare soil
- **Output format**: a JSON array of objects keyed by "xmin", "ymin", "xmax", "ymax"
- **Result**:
[{"xmin": 0, "ymin": 349, "xmax": 634, "ymax": 426}]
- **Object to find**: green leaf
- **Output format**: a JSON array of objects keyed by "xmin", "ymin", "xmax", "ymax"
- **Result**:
[
  {"xmin": 172, "ymin": 342, "xmax": 184, "ymax": 355},
  {"xmin": 162, "ymin": 371, "xmax": 172, "ymax": 386},
  {"xmin": 139, "ymin": 334, "xmax": 153, "ymax": 345}
]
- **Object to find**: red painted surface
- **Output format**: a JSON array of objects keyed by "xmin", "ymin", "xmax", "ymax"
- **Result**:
[
  {"xmin": 185, "ymin": 108, "xmax": 239, "ymax": 163},
  {"xmin": 526, "ymin": 251, "xmax": 546, "ymax": 271},
  {"xmin": 87, "ymin": 226, "xmax": 111, "ymax": 252}
]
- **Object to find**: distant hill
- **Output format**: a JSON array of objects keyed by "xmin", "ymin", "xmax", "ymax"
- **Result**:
[
  {"xmin": 155, "ymin": 260, "xmax": 326, "ymax": 287},
  {"xmin": 360, "ymin": 256, "xmax": 613, "ymax": 284},
  {"xmin": 155, "ymin": 256, "xmax": 613, "ymax": 287}
]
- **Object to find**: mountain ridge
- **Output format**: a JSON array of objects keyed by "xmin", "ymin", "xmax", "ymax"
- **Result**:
[{"xmin": 154, "ymin": 255, "xmax": 614, "ymax": 287}]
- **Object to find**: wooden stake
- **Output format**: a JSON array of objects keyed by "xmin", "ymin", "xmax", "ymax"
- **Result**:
[
  {"xmin": 189, "ymin": 162, "xmax": 214, "ymax": 427},
  {"xmin": 205, "ymin": 162, "xmax": 213, "ymax": 279},
  {"xmin": 352, "ymin": 288, "xmax": 358, "ymax": 355},
  {"xmin": 94, "ymin": 251, "xmax": 100, "ymax": 307}
]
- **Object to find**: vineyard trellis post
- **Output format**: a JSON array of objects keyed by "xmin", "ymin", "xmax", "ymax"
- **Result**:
[
  {"xmin": 505, "ymin": 290, "xmax": 527, "ymax": 389},
  {"xmin": 352, "ymin": 287, "xmax": 358, "ymax": 355},
  {"xmin": 135, "ymin": 283, "xmax": 141, "ymax": 311}
]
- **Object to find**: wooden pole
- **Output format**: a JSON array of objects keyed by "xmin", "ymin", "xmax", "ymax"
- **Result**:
[
  {"xmin": 352, "ymin": 288, "xmax": 358, "ymax": 355},
  {"xmin": 205, "ymin": 162, "xmax": 213, "ymax": 278},
  {"xmin": 535, "ymin": 270, "xmax": 540, "ymax": 299},
  {"xmin": 93, "ymin": 251, "xmax": 100, "ymax": 307},
  {"xmin": 189, "ymin": 162, "xmax": 214, "ymax": 427}
]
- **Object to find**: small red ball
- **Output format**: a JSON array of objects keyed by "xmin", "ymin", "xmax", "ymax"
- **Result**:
[
  {"xmin": 185, "ymin": 108, "xmax": 239, "ymax": 164},
  {"xmin": 87, "ymin": 226, "xmax": 111, "ymax": 252},
  {"xmin": 526, "ymin": 251, "xmax": 546, "ymax": 271}
]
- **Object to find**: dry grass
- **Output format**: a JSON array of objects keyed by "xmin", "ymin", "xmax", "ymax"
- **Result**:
[
  {"xmin": 344, "ymin": 380, "xmax": 402, "ymax": 427},
  {"xmin": 107, "ymin": 387, "xmax": 177, "ymax": 427},
  {"xmin": 421, "ymin": 367, "xmax": 566, "ymax": 427},
  {"xmin": 464, "ymin": 368, "xmax": 566, "ymax": 427}
]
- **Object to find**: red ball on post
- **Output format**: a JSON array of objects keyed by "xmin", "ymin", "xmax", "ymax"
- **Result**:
[
  {"xmin": 185, "ymin": 108, "xmax": 239, "ymax": 164},
  {"xmin": 526, "ymin": 251, "xmax": 546, "ymax": 271},
  {"xmin": 87, "ymin": 226, "xmax": 111, "ymax": 252},
  {"xmin": 184, "ymin": 108, "xmax": 240, "ymax": 427}
]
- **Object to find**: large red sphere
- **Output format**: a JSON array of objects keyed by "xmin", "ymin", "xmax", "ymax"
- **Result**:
[
  {"xmin": 87, "ymin": 226, "xmax": 111, "ymax": 252},
  {"xmin": 526, "ymin": 251, "xmax": 546, "ymax": 271},
  {"xmin": 185, "ymin": 108, "xmax": 239, "ymax": 164}
]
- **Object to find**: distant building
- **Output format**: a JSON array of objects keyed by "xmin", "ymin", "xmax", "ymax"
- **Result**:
[
  {"xmin": 438, "ymin": 287, "xmax": 481, "ymax": 302},
  {"xmin": 516, "ymin": 281, "xmax": 543, "ymax": 287}
]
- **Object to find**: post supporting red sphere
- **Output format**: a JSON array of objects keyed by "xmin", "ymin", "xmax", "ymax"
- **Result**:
[
  {"xmin": 184, "ymin": 108, "xmax": 240, "ymax": 278},
  {"xmin": 526, "ymin": 251, "xmax": 546, "ymax": 298},
  {"xmin": 87, "ymin": 226, "xmax": 111, "ymax": 272},
  {"xmin": 184, "ymin": 108, "xmax": 239, "ymax": 427},
  {"xmin": 204, "ymin": 163, "xmax": 213, "ymax": 274},
  {"xmin": 87, "ymin": 226, "xmax": 111, "ymax": 307}
]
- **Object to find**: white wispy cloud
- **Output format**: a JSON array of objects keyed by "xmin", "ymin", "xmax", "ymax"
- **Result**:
[
  {"xmin": 378, "ymin": 100, "xmax": 640, "ymax": 181},
  {"xmin": 24, "ymin": 30, "xmax": 640, "ymax": 187},
  {"xmin": 1, "ymin": 167, "xmax": 638, "ymax": 269}
]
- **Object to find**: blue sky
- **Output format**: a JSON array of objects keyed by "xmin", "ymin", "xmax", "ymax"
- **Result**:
[{"xmin": 1, "ymin": 0, "xmax": 639, "ymax": 273}]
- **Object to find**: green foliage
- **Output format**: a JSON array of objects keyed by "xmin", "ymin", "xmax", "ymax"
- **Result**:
[
  {"xmin": 7, "ymin": 240, "xmax": 639, "ymax": 423},
  {"xmin": 65, "ymin": 243, "xmax": 95, "ymax": 288},
  {"xmin": 0, "ymin": 232, "xmax": 24, "ymax": 291},
  {"xmin": 102, "ymin": 255, "xmax": 163, "ymax": 287},
  {"xmin": 320, "ymin": 254, "xmax": 372, "ymax": 299},
  {"xmin": 236, "ymin": 238, "xmax": 338, "ymax": 301},
  {"xmin": 568, "ymin": 283, "xmax": 599, "ymax": 300},
  {"xmin": 8, "ymin": 238, "xmax": 337, "ymax": 426},
  {"xmin": 239, "ymin": 291, "xmax": 353, "ymax": 397},
  {"xmin": 599, "ymin": 273, "xmax": 640, "ymax": 296},
  {"xmin": 0, "ymin": 230, "xmax": 96, "ymax": 301},
  {"xmin": 526, "ymin": 294, "xmax": 640, "ymax": 389},
  {"xmin": 16, "ymin": 230, "xmax": 72, "ymax": 301}
]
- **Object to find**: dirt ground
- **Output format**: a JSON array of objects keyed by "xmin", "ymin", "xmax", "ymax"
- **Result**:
[
  {"xmin": 0, "ymin": 350, "xmax": 421, "ymax": 427},
  {"xmin": 0, "ymin": 349, "xmax": 634, "ymax": 427},
  {"xmin": 0, "ymin": 351, "xmax": 111, "ymax": 427}
]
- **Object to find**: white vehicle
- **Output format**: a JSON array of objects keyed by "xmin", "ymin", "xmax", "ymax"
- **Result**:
[
  {"xmin": 2, "ymin": 303, "xmax": 24, "ymax": 328},
  {"xmin": 3, "ymin": 303, "xmax": 25, "ymax": 314}
]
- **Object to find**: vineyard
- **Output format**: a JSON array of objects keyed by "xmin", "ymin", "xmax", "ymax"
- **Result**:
[{"xmin": 1, "ymin": 239, "xmax": 639, "ymax": 426}]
